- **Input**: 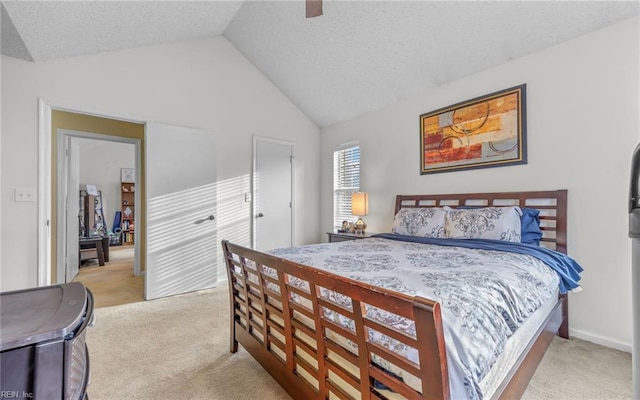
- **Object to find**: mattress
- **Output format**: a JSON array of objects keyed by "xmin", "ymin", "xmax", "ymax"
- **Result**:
[
  {"xmin": 375, "ymin": 287, "xmax": 559, "ymax": 400},
  {"xmin": 269, "ymin": 237, "xmax": 561, "ymax": 399}
]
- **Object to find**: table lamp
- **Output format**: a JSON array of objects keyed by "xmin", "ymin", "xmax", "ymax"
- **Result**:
[{"xmin": 351, "ymin": 192, "xmax": 369, "ymax": 234}]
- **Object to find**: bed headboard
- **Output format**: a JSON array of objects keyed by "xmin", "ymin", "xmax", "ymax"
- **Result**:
[{"xmin": 394, "ymin": 190, "xmax": 567, "ymax": 254}]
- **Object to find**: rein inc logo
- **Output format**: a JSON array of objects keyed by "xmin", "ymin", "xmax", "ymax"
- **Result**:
[{"xmin": 0, "ymin": 392, "xmax": 33, "ymax": 398}]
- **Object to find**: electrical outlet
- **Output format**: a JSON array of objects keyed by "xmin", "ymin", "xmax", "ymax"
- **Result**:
[{"xmin": 15, "ymin": 187, "xmax": 36, "ymax": 202}]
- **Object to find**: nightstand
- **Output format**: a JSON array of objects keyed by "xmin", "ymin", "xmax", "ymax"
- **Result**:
[{"xmin": 327, "ymin": 231, "xmax": 377, "ymax": 243}]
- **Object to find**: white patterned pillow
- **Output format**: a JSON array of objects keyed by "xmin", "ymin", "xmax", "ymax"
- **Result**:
[
  {"xmin": 444, "ymin": 206, "xmax": 522, "ymax": 242},
  {"xmin": 392, "ymin": 208, "xmax": 446, "ymax": 238}
]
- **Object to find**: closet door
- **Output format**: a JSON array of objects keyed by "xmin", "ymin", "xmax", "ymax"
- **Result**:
[
  {"xmin": 253, "ymin": 138, "xmax": 293, "ymax": 251},
  {"xmin": 145, "ymin": 123, "xmax": 217, "ymax": 300}
]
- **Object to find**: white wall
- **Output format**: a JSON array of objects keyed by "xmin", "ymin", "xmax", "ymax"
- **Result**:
[
  {"xmin": 0, "ymin": 36, "xmax": 5, "ymax": 278},
  {"xmin": 77, "ymin": 139, "xmax": 135, "ymax": 231},
  {"xmin": 1, "ymin": 36, "xmax": 320, "ymax": 290},
  {"xmin": 0, "ymin": 34, "xmax": 3, "ymax": 276},
  {"xmin": 321, "ymin": 18, "xmax": 639, "ymax": 349}
]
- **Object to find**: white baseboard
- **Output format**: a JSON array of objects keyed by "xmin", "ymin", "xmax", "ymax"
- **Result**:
[{"xmin": 570, "ymin": 328, "xmax": 632, "ymax": 353}]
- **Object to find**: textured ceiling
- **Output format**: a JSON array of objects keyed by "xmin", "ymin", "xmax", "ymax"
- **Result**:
[
  {"xmin": 0, "ymin": 1, "xmax": 243, "ymax": 61},
  {"xmin": 225, "ymin": 1, "xmax": 639, "ymax": 126},
  {"xmin": 1, "ymin": 1, "xmax": 638, "ymax": 127}
]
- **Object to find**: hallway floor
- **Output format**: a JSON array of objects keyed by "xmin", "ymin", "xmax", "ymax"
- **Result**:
[{"xmin": 73, "ymin": 246, "xmax": 144, "ymax": 308}]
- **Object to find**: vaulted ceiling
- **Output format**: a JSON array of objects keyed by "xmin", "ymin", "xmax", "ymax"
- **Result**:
[{"xmin": 2, "ymin": 1, "xmax": 638, "ymax": 127}]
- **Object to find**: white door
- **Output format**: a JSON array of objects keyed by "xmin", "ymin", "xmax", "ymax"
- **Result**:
[
  {"xmin": 65, "ymin": 138, "xmax": 81, "ymax": 282},
  {"xmin": 254, "ymin": 138, "xmax": 293, "ymax": 251},
  {"xmin": 145, "ymin": 123, "xmax": 218, "ymax": 300}
]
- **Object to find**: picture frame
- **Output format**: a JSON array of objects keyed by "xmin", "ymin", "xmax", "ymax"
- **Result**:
[
  {"xmin": 420, "ymin": 84, "xmax": 527, "ymax": 174},
  {"xmin": 121, "ymin": 168, "xmax": 135, "ymax": 183}
]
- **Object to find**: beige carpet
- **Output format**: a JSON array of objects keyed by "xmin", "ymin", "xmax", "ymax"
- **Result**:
[{"xmin": 86, "ymin": 285, "xmax": 632, "ymax": 400}]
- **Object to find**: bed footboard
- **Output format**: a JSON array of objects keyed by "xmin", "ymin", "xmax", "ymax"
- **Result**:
[{"xmin": 222, "ymin": 240, "xmax": 450, "ymax": 400}]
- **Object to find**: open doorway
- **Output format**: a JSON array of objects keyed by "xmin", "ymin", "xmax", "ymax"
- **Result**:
[
  {"xmin": 40, "ymin": 104, "xmax": 219, "ymax": 305},
  {"xmin": 67, "ymin": 137, "xmax": 143, "ymax": 308},
  {"xmin": 46, "ymin": 109, "xmax": 145, "ymax": 308}
]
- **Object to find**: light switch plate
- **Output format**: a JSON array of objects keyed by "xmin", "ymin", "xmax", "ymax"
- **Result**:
[
  {"xmin": 244, "ymin": 192, "xmax": 252, "ymax": 202},
  {"xmin": 15, "ymin": 187, "xmax": 36, "ymax": 202}
]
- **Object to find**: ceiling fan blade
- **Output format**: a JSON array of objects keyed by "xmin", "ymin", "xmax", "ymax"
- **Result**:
[{"xmin": 306, "ymin": 0, "xmax": 323, "ymax": 18}]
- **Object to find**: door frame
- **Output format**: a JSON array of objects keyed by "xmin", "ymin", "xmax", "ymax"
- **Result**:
[
  {"xmin": 58, "ymin": 134, "xmax": 80, "ymax": 283},
  {"xmin": 55, "ymin": 129, "xmax": 141, "ymax": 284},
  {"xmin": 38, "ymin": 99, "xmax": 143, "ymax": 286},
  {"xmin": 251, "ymin": 136, "xmax": 295, "ymax": 250}
]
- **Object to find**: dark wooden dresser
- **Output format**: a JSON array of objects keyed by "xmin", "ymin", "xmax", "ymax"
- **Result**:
[{"xmin": 1, "ymin": 282, "xmax": 94, "ymax": 400}]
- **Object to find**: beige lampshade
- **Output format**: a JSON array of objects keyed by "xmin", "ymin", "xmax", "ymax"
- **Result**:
[{"xmin": 351, "ymin": 192, "xmax": 369, "ymax": 216}]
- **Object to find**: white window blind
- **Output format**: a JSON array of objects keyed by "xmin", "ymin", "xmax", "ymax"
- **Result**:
[{"xmin": 333, "ymin": 144, "xmax": 360, "ymax": 229}]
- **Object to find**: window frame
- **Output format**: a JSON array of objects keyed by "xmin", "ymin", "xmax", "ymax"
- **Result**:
[{"xmin": 333, "ymin": 143, "xmax": 360, "ymax": 230}]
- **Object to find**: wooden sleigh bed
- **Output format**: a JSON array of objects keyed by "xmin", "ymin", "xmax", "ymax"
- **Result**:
[{"xmin": 222, "ymin": 190, "xmax": 570, "ymax": 400}]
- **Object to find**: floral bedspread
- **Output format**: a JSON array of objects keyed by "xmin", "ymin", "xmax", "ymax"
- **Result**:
[{"xmin": 268, "ymin": 237, "xmax": 560, "ymax": 399}]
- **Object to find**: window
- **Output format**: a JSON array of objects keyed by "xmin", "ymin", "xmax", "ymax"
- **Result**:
[{"xmin": 333, "ymin": 144, "xmax": 360, "ymax": 229}]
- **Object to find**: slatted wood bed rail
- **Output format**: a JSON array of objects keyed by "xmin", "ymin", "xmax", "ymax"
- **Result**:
[
  {"xmin": 223, "ymin": 240, "xmax": 449, "ymax": 399},
  {"xmin": 222, "ymin": 190, "xmax": 569, "ymax": 400}
]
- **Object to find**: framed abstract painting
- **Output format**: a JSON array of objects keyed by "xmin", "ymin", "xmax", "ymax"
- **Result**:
[{"xmin": 420, "ymin": 84, "xmax": 527, "ymax": 174}]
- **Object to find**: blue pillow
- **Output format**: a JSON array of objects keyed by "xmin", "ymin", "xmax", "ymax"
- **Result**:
[
  {"xmin": 520, "ymin": 208, "xmax": 543, "ymax": 245},
  {"xmin": 456, "ymin": 206, "xmax": 542, "ymax": 245}
]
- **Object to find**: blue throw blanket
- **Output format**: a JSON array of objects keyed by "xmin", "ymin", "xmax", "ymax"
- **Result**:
[{"xmin": 373, "ymin": 233, "xmax": 583, "ymax": 294}]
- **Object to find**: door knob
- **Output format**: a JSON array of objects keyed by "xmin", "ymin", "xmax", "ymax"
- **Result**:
[
  {"xmin": 195, "ymin": 215, "xmax": 216, "ymax": 224},
  {"xmin": 257, "ymin": 213, "xmax": 264, "ymax": 218}
]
